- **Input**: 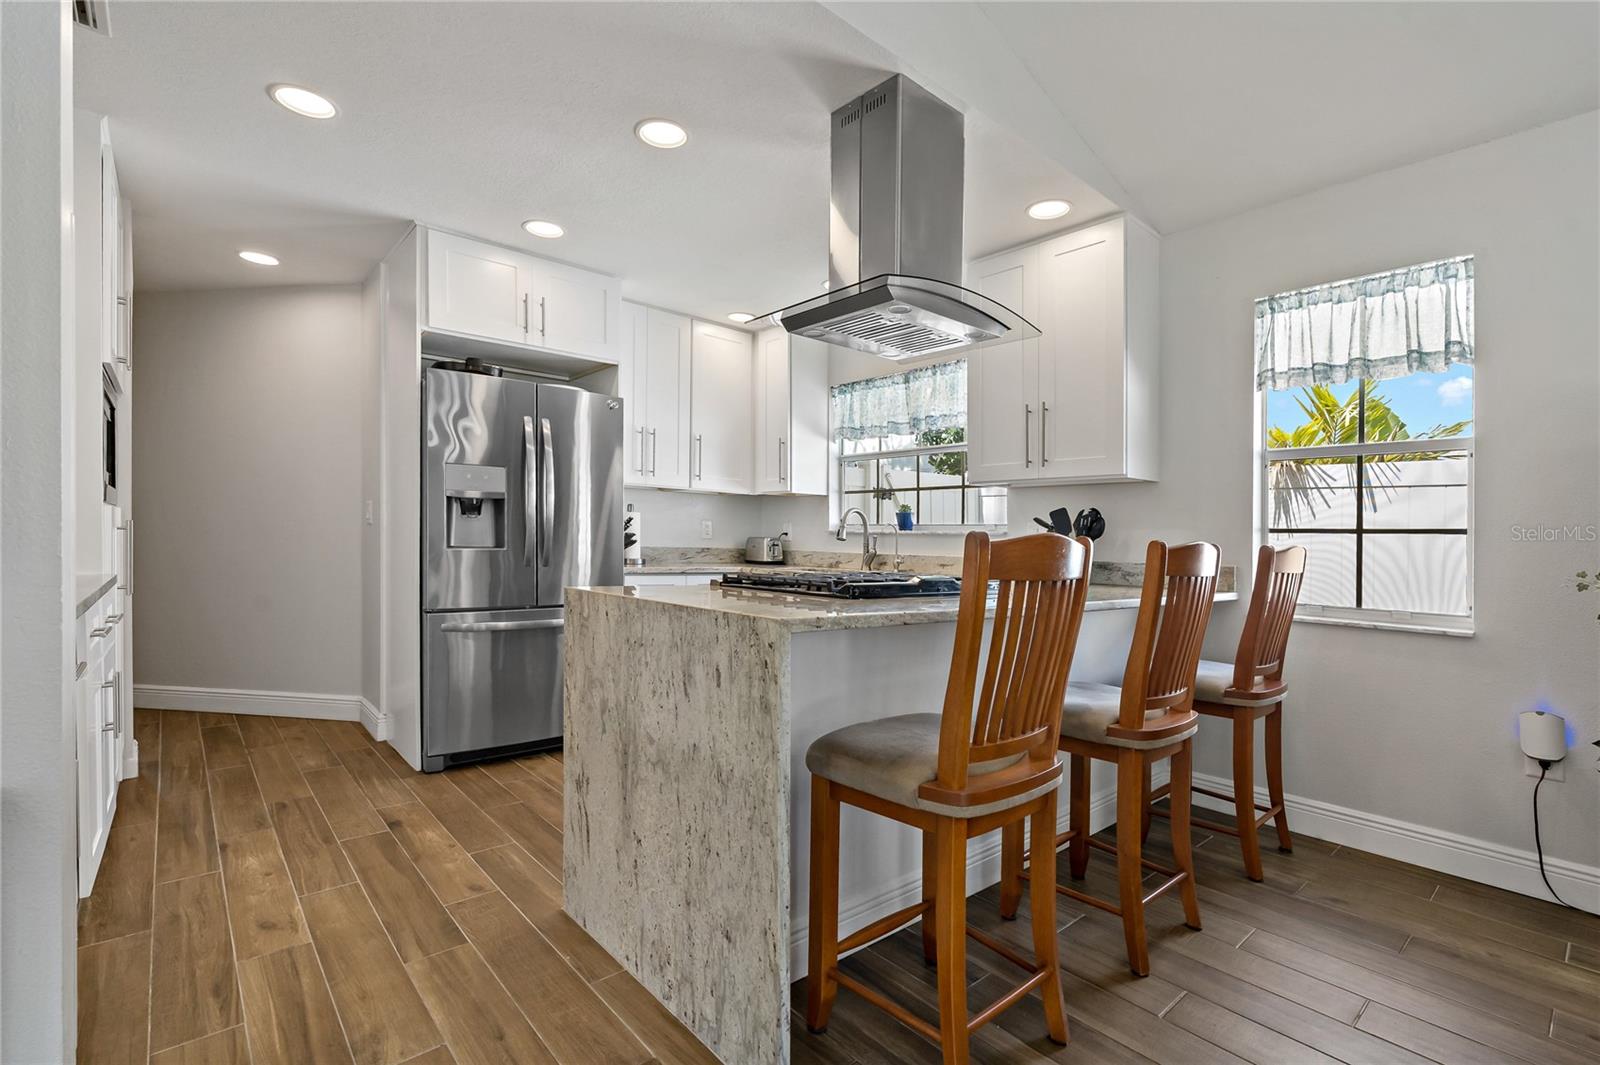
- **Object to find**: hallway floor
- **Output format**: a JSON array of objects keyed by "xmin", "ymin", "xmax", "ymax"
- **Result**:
[{"xmin": 76, "ymin": 709, "xmax": 717, "ymax": 1065}]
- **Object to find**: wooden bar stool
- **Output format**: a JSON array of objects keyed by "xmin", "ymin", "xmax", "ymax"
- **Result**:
[
  {"xmin": 1149, "ymin": 544, "xmax": 1306, "ymax": 881},
  {"xmin": 1001, "ymin": 540, "xmax": 1220, "ymax": 977},
  {"xmin": 805, "ymin": 531, "xmax": 1094, "ymax": 1065}
]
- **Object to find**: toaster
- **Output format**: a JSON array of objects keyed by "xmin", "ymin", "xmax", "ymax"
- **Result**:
[{"xmin": 744, "ymin": 536, "xmax": 787, "ymax": 564}]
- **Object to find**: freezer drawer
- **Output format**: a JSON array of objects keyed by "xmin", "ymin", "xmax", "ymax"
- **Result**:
[{"xmin": 423, "ymin": 607, "xmax": 563, "ymax": 770}]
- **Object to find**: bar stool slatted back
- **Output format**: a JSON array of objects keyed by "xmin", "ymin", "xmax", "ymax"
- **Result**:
[
  {"xmin": 1156, "ymin": 544, "xmax": 1307, "ymax": 881},
  {"xmin": 804, "ymin": 531, "xmax": 1094, "ymax": 1064}
]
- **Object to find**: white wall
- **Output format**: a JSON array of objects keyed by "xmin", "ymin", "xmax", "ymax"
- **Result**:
[
  {"xmin": 132, "ymin": 287, "xmax": 365, "ymax": 699},
  {"xmin": 360, "ymin": 271, "xmax": 382, "ymax": 708},
  {"xmin": 624, "ymin": 486, "xmax": 766, "ymax": 549},
  {"xmin": 0, "ymin": 2, "xmax": 79, "ymax": 1059},
  {"xmin": 1155, "ymin": 111, "xmax": 1600, "ymax": 879}
]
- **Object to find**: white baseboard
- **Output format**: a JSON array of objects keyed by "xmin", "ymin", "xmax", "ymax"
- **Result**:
[
  {"xmin": 788, "ymin": 765, "xmax": 1170, "ymax": 977},
  {"xmin": 133, "ymin": 684, "xmax": 364, "ymax": 723},
  {"xmin": 1191, "ymin": 771, "xmax": 1600, "ymax": 916},
  {"xmin": 359, "ymin": 697, "xmax": 390, "ymax": 743}
]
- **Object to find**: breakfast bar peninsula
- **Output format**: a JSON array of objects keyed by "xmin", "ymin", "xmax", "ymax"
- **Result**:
[{"xmin": 562, "ymin": 566, "xmax": 1235, "ymax": 1064}]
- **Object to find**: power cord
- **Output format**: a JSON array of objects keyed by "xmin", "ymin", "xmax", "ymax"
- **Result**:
[{"xmin": 1532, "ymin": 761, "xmax": 1577, "ymax": 909}]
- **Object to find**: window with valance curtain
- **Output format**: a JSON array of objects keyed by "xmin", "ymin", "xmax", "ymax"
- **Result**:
[
  {"xmin": 831, "ymin": 359, "xmax": 1006, "ymax": 528},
  {"xmin": 1258, "ymin": 256, "xmax": 1476, "ymax": 630}
]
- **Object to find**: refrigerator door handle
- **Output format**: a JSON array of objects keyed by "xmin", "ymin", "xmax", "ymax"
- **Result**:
[
  {"xmin": 523, "ymin": 415, "xmax": 537, "ymax": 567},
  {"xmin": 439, "ymin": 618, "xmax": 565, "ymax": 633},
  {"xmin": 539, "ymin": 417, "xmax": 554, "ymax": 567}
]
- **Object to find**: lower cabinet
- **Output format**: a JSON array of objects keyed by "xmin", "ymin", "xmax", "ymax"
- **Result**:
[{"xmin": 77, "ymin": 591, "xmax": 124, "ymax": 897}]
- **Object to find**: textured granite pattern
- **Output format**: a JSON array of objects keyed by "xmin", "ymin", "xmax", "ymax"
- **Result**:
[
  {"xmin": 574, "ymin": 582, "xmax": 1237, "ymax": 632},
  {"xmin": 564, "ymin": 593, "xmax": 792, "ymax": 1065}
]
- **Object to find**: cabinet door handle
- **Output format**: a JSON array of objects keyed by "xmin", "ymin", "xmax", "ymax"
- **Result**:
[
  {"xmin": 695, "ymin": 434, "xmax": 704, "ymax": 480},
  {"xmin": 90, "ymin": 625, "xmax": 110, "ymax": 639},
  {"xmin": 637, "ymin": 426, "xmax": 647, "ymax": 474},
  {"xmin": 104, "ymin": 613, "xmax": 123, "ymax": 625},
  {"xmin": 1040, "ymin": 402, "xmax": 1049, "ymax": 466},
  {"xmin": 1024, "ymin": 405, "xmax": 1032, "ymax": 468},
  {"xmin": 649, "ymin": 428, "xmax": 658, "ymax": 475},
  {"xmin": 778, "ymin": 437, "xmax": 787, "ymax": 482},
  {"xmin": 522, "ymin": 293, "xmax": 530, "ymax": 335},
  {"xmin": 539, "ymin": 296, "xmax": 547, "ymax": 338}
]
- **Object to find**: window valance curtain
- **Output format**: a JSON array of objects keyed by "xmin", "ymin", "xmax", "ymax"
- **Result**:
[
  {"xmin": 831, "ymin": 359, "xmax": 967, "ymax": 441},
  {"xmin": 1254, "ymin": 256, "xmax": 1474, "ymax": 391}
]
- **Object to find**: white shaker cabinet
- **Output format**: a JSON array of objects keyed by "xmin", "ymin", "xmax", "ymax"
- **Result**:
[
  {"xmin": 77, "ymin": 588, "xmax": 124, "ymax": 897},
  {"xmin": 426, "ymin": 230, "xmax": 534, "ymax": 345},
  {"xmin": 620, "ymin": 301, "xmax": 692, "ymax": 488},
  {"xmin": 689, "ymin": 321, "xmax": 754, "ymax": 494},
  {"xmin": 966, "ymin": 215, "xmax": 1159, "ymax": 485},
  {"xmin": 424, "ymin": 229, "xmax": 621, "ymax": 363},
  {"xmin": 966, "ymin": 244, "xmax": 1041, "ymax": 484},
  {"xmin": 754, "ymin": 328, "xmax": 829, "ymax": 495}
]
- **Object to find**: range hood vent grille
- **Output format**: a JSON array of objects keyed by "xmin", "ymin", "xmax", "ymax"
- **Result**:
[
  {"xmin": 765, "ymin": 75, "xmax": 1037, "ymax": 361},
  {"xmin": 829, "ymin": 311, "xmax": 962, "ymax": 357}
]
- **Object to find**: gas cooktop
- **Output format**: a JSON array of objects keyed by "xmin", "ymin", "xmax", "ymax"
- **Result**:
[{"xmin": 719, "ymin": 569, "xmax": 962, "ymax": 600}]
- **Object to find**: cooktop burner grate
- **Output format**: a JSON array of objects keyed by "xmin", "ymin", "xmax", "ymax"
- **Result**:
[{"xmin": 719, "ymin": 569, "xmax": 962, "ymax": 600}]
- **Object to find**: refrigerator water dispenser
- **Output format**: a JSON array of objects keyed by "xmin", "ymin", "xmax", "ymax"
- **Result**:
[{"xmin": 444, "ymin": 463, "xmax": 506, "ymax": 549}]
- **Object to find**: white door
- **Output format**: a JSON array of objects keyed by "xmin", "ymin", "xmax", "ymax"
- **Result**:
[
  {"xmin": 754, "ymin": 328, "xmax": 791, "ymax": 493},
  {"xmin": 532, "ymin": 262, "xmax": 619, "ymax": 360},
  {"xmin": 1038, "ymin": 220, "xmax": 1125, "ymax": 479},
  {"xmin": 690, "ymin": 321, "xmax": 753, "ymax": 494},
  {"xmin": 966, "ymin": 245, "xmax": 1040, "ymax": 484},
  {"xmin": 642, "ymin": 309, "xmax": 692, "ymax": 488},
  {"xmin": 101, "ymin": 135, "xmax": 122, "ymax": 373},
  {"xmin": 426, "ymin": 231, "xmax": 533, "ymax": 345}
]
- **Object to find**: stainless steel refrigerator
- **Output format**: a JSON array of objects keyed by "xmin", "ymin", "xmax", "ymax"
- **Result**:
[{"xmin": 421, "ymin": 363, "xmax": 623, "ymax": 771}]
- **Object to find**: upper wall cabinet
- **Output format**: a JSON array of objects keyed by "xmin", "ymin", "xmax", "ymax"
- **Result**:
[
  {"xmin": 423, "ymin": 228, "xmax": 621, "ymax": 366},
  {"xmin": 690, "ymin": 321, "xmax": 754, "ymax": 494},
  {"xmin": 620, "ymin": 301, "xmax": 692, "ymax": 489},
  {"xmin": 754, "ymin": 328, "xmax": 829, "ymax": 495},
  {"xmin": 966, "ymin": 215, "xmax": 1159, "ymax": 485}
]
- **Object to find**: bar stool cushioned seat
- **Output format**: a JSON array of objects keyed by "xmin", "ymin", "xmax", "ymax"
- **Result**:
[
  {"xmin": 1059, "ymin": 682, "xmax": 1199, "ymax": 750},
  {"xmin": 1191, "ymin": 660, "xmax": 1285, "ymax": 708},
  {"xmin": 805, "ymin": 713, "xmax": 1060, "ymax": 818}
]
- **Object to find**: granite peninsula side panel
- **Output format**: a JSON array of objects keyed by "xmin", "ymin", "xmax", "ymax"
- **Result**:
[{"xmin": 563, "ymin": 590, "xmax": 792, "ymax": 1065}]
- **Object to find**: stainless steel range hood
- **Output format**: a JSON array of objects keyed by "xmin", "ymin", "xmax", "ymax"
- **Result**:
[{"xmin": 766, "ymin": 75, "xmax": 1037, "ymax": 361}]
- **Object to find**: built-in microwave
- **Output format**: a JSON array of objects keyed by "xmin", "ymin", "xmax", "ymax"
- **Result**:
[{"xmin": 102, "ymin": 368, "xmax": 118, "ymax": 506}]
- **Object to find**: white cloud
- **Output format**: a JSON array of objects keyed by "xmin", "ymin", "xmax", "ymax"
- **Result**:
[{"xmin": 1436, "ymin": 377, "xmax": 1473, "ymax": 406}]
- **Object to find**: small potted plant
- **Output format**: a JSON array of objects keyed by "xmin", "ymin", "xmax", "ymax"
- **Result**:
[{"xmin": 895, "ymin": 502, "xmax": 915, "ymax": 532}]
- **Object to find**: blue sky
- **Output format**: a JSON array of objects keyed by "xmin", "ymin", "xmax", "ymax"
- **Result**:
[{"xmin": 1266, "ymin": 363, "xmax": 1474, "ymax": 438}]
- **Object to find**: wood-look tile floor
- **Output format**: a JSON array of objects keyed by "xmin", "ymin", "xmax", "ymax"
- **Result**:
[
  {"xmin": 80, "ymin": 710, "xmax": 1600, "ymax": 1065},
  {"xmin": 77, "ymin": 709, "xmax": 719, "ymax": 1065},
  {"xmin": 791, "ymin": 813, "xmax": 1600, "ymax": 1065}
]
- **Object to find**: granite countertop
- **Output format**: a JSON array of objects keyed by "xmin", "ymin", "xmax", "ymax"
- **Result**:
[
  {"xmin": 572, "ymin": 581, "xmax": 1237, "ymax": 633},
  {"xmin": 76, "ymin": 573, "xmax": 117, "ymax": 617}
]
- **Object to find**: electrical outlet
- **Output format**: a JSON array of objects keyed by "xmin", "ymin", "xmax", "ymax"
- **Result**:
[
  {"xmin": 700, "ymin": 519, "xmax": 714, "ymax": 540},
  {"xmin": 364, "ymin": 500, "xmax": 374, "ymax": 526},
  {"xmin": 1525, "ymin": 756, "xmax": 1565, "ymax": 782},
  {"xmin": 781, "ymin": 521, "xmax": 793, "ymax": 536}
]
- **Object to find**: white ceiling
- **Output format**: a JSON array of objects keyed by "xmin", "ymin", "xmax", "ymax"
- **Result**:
[
  {"xmin": 78, "ymin": 2, "xmax": 1597, "ymax": 315},
  {"xmin": 73, "ymin": 1, "xmax": 1114, "ymax": 319},
  {"xmin": 972, "ymin": 1, "xmax": 1600, "ymax": 232}
]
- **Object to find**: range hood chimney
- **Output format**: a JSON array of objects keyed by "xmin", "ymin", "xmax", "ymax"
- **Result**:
[{"xmin": 766, "ymin": 75, "xmax": 1037, "ymax": 361}]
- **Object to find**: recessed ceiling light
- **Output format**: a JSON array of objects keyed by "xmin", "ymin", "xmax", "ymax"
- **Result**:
[
  {"xmin": 727, "ymin": 312, "xmax": 755, "ymax": 324},
  {"xmin": 522, "ymin": 219, "xmax": 564, "ymax": 239},
  {"xmin": 267, "ymin": 83, "xmax": 337, "ymax": 120},
  {"xmin": 635, "ymin": 118, "xmax": 688, "ymax": 149},
  {"xmin": 238, "ymin": 250, "xmax": 280, "ymax": 266},
  {"xmin": 1027, "ymin": 199, "xmax": 1072, "ymax": 221}
]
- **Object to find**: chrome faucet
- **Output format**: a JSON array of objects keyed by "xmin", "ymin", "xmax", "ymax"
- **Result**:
[
  {"xmin": 837, "ymin": 507, "xmax": 878, "ymax": 571},
  {"xmin": 836, "ymin": 507, "xmax": 902, "ymax": 572}
]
